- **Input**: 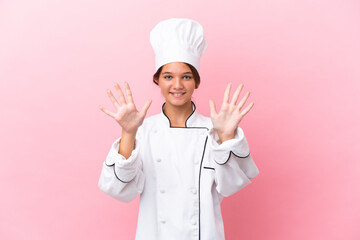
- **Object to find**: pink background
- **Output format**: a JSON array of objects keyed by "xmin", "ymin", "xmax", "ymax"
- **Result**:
[{"xmin": 1, "ymin": 0, "xmax": 359, "ymax": 239}]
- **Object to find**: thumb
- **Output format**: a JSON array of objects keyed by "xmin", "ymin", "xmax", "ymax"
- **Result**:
[
  {"xmin": 209, "ymin": 99, "xmax": 217, "ymax": 117},
  {"xmin": 140, "ymin": 100, "xmax": 152, "ymax": 117}
]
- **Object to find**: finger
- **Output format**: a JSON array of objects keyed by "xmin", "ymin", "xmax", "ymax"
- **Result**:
[
  {"xmin": 230, "ymin": 84, "xmax": 244, "ymax": 106},
  {"xmin": 222, "ymin": 83, "xmax": 232, "ymax": 104},
  {"xmin": 240, "ymin": 102, "xmax": 254, "ymax": 117},
  {"xmin": 125, "ymin": 82, "xmax": 134, "ymax": 104},
  {"xmin": 140, "ymin": 100, "xmax": 152, "ymax": 117},
  {"xmin": 236, "ymin": 91, "xmax": 250, "ymax": 110},
  {"xmin": 114, "ymin": 82, "xmax": 127, "ymax": 105},
  {"xmin": 209, "ymin": 99, "xmax": 217, "ymax": 117},
  {"xmin": 107, "ymin": 89, "xmax": 121, "ymax": 109},
  {"xmin": 98, "ymin": 105, "xmax": 115, "ymax": 118}
]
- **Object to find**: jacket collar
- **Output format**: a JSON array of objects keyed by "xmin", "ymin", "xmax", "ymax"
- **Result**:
[{"xmin": 161, "ymin": 101, "xmax": 197, "ymax": 128}]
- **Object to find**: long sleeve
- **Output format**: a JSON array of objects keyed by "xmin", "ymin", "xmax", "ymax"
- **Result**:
[
  {"xmin": 98, "ymin": 137, "xmax": 145, "ymax": 203},
  {"xmin": 208, "ymin": 127, "xmax": 259, "ymax": 197}
]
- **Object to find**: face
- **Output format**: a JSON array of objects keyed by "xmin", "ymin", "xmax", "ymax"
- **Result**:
[{"xmin": 157, "ymin": 62, "xmax": 196, "ymax": 108}]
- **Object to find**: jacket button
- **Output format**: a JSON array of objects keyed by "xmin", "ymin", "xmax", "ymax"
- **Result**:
[
  {"xmin": 191, "ymin": 188, "xmax": 197, "ymax": 194},
  {"xmin": 160, "ymin": 189, "xmax": 165, "ymax": 194},
  {"xmin": 160, "ymin": 219, "xmax": 166, "ymax": 224},
  {"xmin": 191, "ymin": 219, "xmax": 197, "ymax": 225},
  {"xmin": 156, "ymin": 158, "xmax": 161, "ymax": 162}
]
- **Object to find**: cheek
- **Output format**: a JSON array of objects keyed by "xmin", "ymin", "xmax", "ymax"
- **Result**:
[
  {"xmin": 188, "ymin": 88, "xmax": 195, "ymax": 96},
  {"xmin": 186, "ymin": 81, "xmax": 196, "ymax": 91},
  {"xmin": 158, "ymin": 82, "xmax": 169, "ymax": 94}
]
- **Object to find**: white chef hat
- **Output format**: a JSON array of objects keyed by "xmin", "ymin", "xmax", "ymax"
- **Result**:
[{"xmin": 150, "ymin": 18, "xmax": 207, "ymax": 73}]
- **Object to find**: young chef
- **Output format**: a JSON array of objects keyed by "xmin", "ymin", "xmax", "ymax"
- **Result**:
[{"xmin": 98, "ymin": 18, "xmax": 259, "ymax": 240}]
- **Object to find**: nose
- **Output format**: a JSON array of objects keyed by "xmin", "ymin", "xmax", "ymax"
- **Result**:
[{"xmin": 173, "ymin": 77, "xmax": 184, "ymax": 89}]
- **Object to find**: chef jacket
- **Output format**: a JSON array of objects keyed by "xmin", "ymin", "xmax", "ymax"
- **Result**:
[{"xmin": 98, "ymin": 102, "xmax": 259, "ymax": 240}]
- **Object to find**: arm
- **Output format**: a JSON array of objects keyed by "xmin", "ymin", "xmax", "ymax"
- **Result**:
[
  {"xmin": 98, "ymin": 82, "xmax": 152, "ymax": 202},
  {"xmin": 119, "ymin": 131, "xmax": 136, "ymax": 158},
  {"xmin": 98, "ymin": 135, "xmax": 145, "ymax": 202},
  {"xmin": 209, "ymin": 83, "xmax": 259, "ymax": 197},
  {"xmin": 208, "ymin": 127, "xmax": 259, "ymax": 197}
]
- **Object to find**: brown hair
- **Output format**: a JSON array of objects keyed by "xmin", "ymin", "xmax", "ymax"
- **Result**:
[{"xmin": 153, "ymin": 63, "xmax": 201, "ymax": 89}]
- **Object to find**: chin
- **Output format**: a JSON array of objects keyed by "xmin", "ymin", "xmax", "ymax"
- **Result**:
[{"xmin": 166, "ymin": 98, "xmax": 191, "ymax": 107}]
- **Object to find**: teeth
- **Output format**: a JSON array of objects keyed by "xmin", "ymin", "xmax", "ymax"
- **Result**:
[{"xmin": 171, "ymin": 93, "xmax": 184, "ymax": 96}]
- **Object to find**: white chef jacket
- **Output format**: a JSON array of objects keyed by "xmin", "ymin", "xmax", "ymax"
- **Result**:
[{"xmin": 98, "ymin": 102, "xmax": 259, "ymax": 240}]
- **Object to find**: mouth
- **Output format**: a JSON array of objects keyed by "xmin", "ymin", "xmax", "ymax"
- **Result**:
[{"xmin": 170, "ymin": 92, "xmax": 186, "ymax": 98}]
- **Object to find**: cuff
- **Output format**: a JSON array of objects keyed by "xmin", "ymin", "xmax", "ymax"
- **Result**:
[
  {"xmin": 104, "ymin": 137, "xmax": 141, "ymax": 182},
  {"xmin": 208, "ymin": 127, "xmax": 251, "ymax": 165}
]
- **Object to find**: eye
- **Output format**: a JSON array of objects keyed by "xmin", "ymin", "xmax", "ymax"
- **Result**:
[
  {"xmin": 183, "ymin": 76, "xmax": 192, "ymax": 79},
  {"xmin": 164, "ymin": 76, "xmax": 172, "ymax": 79}
]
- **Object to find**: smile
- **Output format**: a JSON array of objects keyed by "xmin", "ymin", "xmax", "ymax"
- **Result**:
[{"xmin": 170, "ymin": 92, "xmax": 186, "ymax": 98}]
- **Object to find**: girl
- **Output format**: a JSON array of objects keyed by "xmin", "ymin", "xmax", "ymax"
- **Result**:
[{"xmin": 98, "ymin": 18, "xmax": 259, "ymax": 240}]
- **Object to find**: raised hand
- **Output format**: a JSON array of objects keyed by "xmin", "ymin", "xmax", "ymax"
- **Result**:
[
  {"xmin": 209, "ymin": 83, "xmax": 254, "ymax": 143},
  {"xmin": 98, "ymin": 82, "xmax": 152, "ymax": 135}
]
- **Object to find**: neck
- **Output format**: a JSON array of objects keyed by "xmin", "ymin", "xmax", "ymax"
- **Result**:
[{"xmin": 163, "ymin": 101, "xmax": 194, "ymax": 127}]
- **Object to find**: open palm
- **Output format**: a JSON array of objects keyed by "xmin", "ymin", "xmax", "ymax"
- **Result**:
[
  {"xmin": 98, "ymin": 82, "xmax": 152, "ymax": 135},
  {"xmin": 209, "ymin": 83, "xmax": 254, "ymax": 143}
]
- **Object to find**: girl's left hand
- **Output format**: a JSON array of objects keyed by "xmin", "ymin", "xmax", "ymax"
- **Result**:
[{"xmin": 209, "ymin": 83, "xmax": 254, "ymax": 143}]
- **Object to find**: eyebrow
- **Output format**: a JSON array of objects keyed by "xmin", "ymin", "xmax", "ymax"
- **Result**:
[{"xmin": 161, "ymin": 71, "xmax": 193, "ymax": 75}]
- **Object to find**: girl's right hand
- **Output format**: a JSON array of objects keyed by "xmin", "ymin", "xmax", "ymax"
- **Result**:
[{"xmin": 98, "ymin": 82, "xmax": 152, "ymax": 135}]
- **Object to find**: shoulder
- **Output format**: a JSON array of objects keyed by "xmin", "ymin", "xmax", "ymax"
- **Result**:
[
  {"xmin": 193, "ymin": 112, "xmax": 213, "ymax": 129},
  {"xmin": 143, "ymin": 112, "xmax": 164, "ymax": 125},
  {"xmin": 138, "ymin": 113, "xmax": 163, "ymax": 133}
]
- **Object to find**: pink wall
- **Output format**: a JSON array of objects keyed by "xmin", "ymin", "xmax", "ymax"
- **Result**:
[{"xmin": 1, "ymin": 0, "xmax": 359, "ymax": 239}]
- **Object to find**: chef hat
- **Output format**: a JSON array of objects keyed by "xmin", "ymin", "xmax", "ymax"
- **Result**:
[{"xmin": 150, "ymin": 18, "xmax": 207, "ymax": 73}]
